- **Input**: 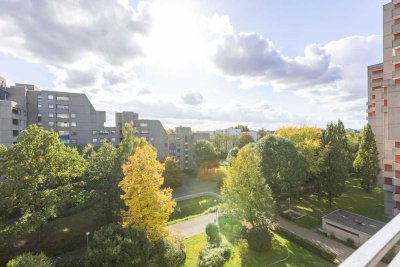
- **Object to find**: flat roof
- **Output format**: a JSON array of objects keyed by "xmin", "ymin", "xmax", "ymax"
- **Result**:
[{"xmin": 323, "ymin": 209, "xmax": 385, "ymax": 236}]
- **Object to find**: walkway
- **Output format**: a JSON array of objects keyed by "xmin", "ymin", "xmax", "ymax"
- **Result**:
[{"xmin": 169, "ymin": 213, "xmax": 217, "ymax": 238}]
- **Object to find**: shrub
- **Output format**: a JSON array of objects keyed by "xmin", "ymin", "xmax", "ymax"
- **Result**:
[
  {"xmin": 275, "ymin": 227, "xmax": 336, "ymax": 263},
  {"xmin": 237, "ymin": 239, "xmax": 249, "ymax": 261},
  {"xmin": 217, "ymin": 216, "xmax": 244, "ymax": 241},
  {"xmin": 85, "ymin": 223, "xmax": 150, "ymax": 267},
  {"xmin": 198, "ymin": 243, "xmax": 232, "ymax": 267},
  {"xmin": 148, "ymin": 236, "xmax": 186, "ymax": 267},
  {"xmin": 205, "ymin": 223, "xmax": 221, "ymax": 245},
  {"xmin": 246, "ymin": 227, "xmax": 272, "ymax": 252},
  {"xmin": 6, "ymin": 253, "xmax": 53, "ymax": 267}
]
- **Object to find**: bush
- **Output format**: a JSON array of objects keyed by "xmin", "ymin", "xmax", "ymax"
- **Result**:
[
  {"xmin": 7, "ymin": 253, "xmax": 53, "ymax": 267},
  {"xmin": 205, "ymin": 223, "xmax": 221, "ymax": 245},
  {"xmin": 85, "ymin": 223, "xmax": 150, "ymax": 267},
  {"xmin": 217, "ymin": 216, "xmax": 244, "ymax": 241},
  {"xmin": 275, "ymin": 227, "xmax": 336, "ymax": 263},
  {"xmin": 246, "ymin": 227, "xmax": 272, "ymax": 252},
  {"xmin": 198, "ymin": 243, "xmax": 232, "ymax": 267},
  {"xmin": 149, "ymin": 236, "xmax": 186, "ymax": 267},
  {"xmin": 237, "ymin": 239, "xmax": 249, "ymax": 261}
]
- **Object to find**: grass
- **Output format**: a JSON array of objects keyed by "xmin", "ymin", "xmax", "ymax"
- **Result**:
[
  {"xmin": 0, "ymin": 207, "xmax": 105, "ymax": 265},
  {"xmin": 291, "ymin": 177, "xmax": 387, "ymax": 229},
  {"xmin": 183, "ymin": 233, "xmax": 336, "ymax": 267},
  {"xmin": 169, "ymin": 195, "xmax": 220, "ymax": 222}
]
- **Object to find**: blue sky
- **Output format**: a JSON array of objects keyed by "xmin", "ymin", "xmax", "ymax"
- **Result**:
[{"xmin": 0, "ymin": 0, "xmax": 388, "ymax": 130}]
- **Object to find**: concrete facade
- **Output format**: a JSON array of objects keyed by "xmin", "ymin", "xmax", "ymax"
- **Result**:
[
  {"xmin": 0, "ymin": 77, "xmax": 210, "ymax": 170},
  {"xmin": 368, "ymin": 0, "xmax": 400, "ymax": 217}
]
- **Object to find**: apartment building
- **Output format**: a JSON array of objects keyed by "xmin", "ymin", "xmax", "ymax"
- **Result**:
[
  {"xmin": 368, "ymin": 0, "xmax": 400, "ymax": 217},
  {"xmin": 0, "ymin": 77, "xmax": 209, "ymax": 170}
]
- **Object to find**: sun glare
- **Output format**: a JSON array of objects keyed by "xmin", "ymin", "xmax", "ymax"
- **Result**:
[{"xmin": 144, "ymin": 1, "xmax": 208, "ymax": 69}]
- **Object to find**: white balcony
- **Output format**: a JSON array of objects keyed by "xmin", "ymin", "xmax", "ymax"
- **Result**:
[
  {"xmin": 383, "ymin": 171, "xmax": 394, "ymax": 178},
  {"xmin": 394, "ymin": 193, "xmax": 400, "ymax": 202},
  {"xmin": 384, "ymin": 183, "xmax": 395, "ymax": 191},
  {"xmin": 394, "ymin": 54, "xmax": 400, "ymax": 64},
  {"xmin": 371, "ymin": 81, "xmax": 383, "ymax": 88},
  {"xmin": 394, "ymin": 39, "xmax": 400, "ymax": 48},
  {"xmin": 394, "ymin": 8, "xmax": 400, "ymax": 19},
  {"xmin": 393, "ymin": 178, "xmax": 400, "ymax": 186},
  {"xmin": 394, "ymin": 23, "xmax": 400, "ymax": 34},
  {"xmin": 394, "ymin": 147, "xmax": 400, "ymax": 155},
  {"xmin": 393, "ymin": 70, "xmax": 400, "ymax": 79},
  {"xmin": 339, "ymin": 213, "xmax": 400, "ymax": 267},
  {"xmin": 393, "ymin": 162, "xmax": 400, "ymax": 171}
]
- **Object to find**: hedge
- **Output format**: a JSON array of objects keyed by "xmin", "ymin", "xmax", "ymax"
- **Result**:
[{"xmin": 274, "ymin": 227, "xmax": 336, "ymax": 263}]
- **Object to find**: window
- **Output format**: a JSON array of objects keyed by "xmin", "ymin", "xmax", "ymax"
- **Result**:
[
  {"xmin": 111, "ymin": 138, "xmax": 116, "ymax": 143},
  {"xmin": 12, "ymin": 119, "xmax": 19, "ymax": 126},
  {"xmin": 92, "ymin": 130, "xmax": 98, "ymax": 135},
  {"xmin": 48, "ymin": 113, "xmax": 54, "ymax": 118},
  {"xmin": 48, "ymin": 104, "xmax": 54, "ymax": 109},
  {"xmin": 38, "ymin": 103, "xmax": 42, "ymax": 108},
  {"xmin": 92, "ymin": 138, "xmax": 98, "ymax": 143},
  {"xmin": 57, "ymin": 122, "xmax": 69, "ymax": 127},
  {"xmin": 70, "ymin": 139, "xmax": 77, "ymax": 145},
  {"xmin": 71, "ymin": 130, "xmax": 77, "ymax": 136},
  {"xmin": 48, "ymin": 121, "xmax": 55, "ymax": 127},
  {"xmin": 56, "ymin": 104, "xmax": 69, "ymax": 110},
  {"xmin": 111, "ymin": 130, "xmax": 117, "ymax": 135},
  {"xmin": 12, "ymin": 108, "xmax": 19, "ymax": 115},
  {"xmin": 56, "ymin": 96, "xmax": 70, "ymax": 101},
  {"xmin": 58, "ymin": 130, "xmax": 70, "ymax": 135},
  {"xmin": 70, "ymin": 122, "xmax": 77, "ymax": 127},
  {"xmin": 57, "ymin": 113, "xmax": 69, "ymax": 119},
  {"xmin": 141, "ymin": 130, "xmax": 149, "ymax": 134},
  {"xmin": 37, "ymin": 122, "xmax": 43, "ymax": 126},
  {"xmin": 13, "ymin": 130, "xmax": 19, "ymax": 137},
  {"xmin": 99, "ymin": 130, "xmax": 109, "ymax": 135},
  {"xmin": 48, "ymin": 95, "xmax": 54, "ymax": 100},
  {"xmin": 38, "ymin": 113, "xmax": 42, "ymax": 117},
  {"xmin": 70, "ymin": 113, "xmax": 77, "ymax": 119},
  {"xmin": 140, "ymin": 122, "xmax": 149, "ymax": 127},
  {"xmin": 37, "ymin": 95, "xmax": 42, "ymax": 100}
]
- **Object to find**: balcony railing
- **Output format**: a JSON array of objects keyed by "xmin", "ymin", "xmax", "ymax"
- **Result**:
[
  {"xmin": 339, "ymin": 213, "xmax": 400, "ymax": 267},
  {"xmin": 394, "ymin": 8, "xmax": 400, "ymax": 19}
]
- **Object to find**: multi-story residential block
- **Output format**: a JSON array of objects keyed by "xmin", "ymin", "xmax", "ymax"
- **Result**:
[
  {"xmin": 214, "ymin": 128, "xmax": 258, "ymax": 142},
  {"xmin": 0, "ymin": 76, "xmax": 210, "ymax": 170},
  {"xmin": 368, "ymin": 0, "xmax": 400, "ymax": 217}
]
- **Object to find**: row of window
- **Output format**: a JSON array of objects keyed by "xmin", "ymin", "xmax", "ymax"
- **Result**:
[
  {"xmin": 38, "ymin": 113, "xmax": 77, "ymax": 119},
  {"xmin": 92, "ymin": 130, "xmax": 118, "ymax": 135},
  {"xmin": 92, "ymin": 137, "xmax": 117, "ymax": 143},
  {"xmin": 38, "ymin": 103, "xmax": 69, "ymax": 110},
  {"xmin": 38, "ymin": 121, "xmax": 77, "ymax": 127},
  {"xmin": 38, "ymin": 95, "xmax": 70, "ymax": 101}
]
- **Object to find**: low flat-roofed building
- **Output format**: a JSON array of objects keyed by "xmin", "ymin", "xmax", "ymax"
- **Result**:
[{"xmin": 322, "ymin": 209, "xmax": 396, "ymax": 248}]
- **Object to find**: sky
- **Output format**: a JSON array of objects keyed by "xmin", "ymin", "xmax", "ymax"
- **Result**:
[{"xmin": 0, "ymin": 0, "xmax": 389, "ymax": 131}]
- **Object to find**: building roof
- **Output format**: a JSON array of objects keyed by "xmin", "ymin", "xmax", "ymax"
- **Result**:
[{"xmin": 323, "ymin": 209, "xmax": 386, "ymax": 236}]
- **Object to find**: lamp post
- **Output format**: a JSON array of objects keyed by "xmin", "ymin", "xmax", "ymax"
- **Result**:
[{"xmin": 86, "ymin": 232, "xmax": 90, "ymax": 249}]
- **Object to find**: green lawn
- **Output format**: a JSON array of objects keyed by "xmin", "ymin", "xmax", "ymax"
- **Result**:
[
  {"xmin": 183, "ymin": 233, "xmax": 336, "ymax": 267},
  {"xmin": 292, "ymin": 178, "xmax": 387, "ymax": 229},
  {"xmin": 169, "ymin": 195, "xmax": 220, "ymax": 223}
]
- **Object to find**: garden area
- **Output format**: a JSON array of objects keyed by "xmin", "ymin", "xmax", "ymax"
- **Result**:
[
  {"xmin": 287, "ymin": 177, "xmax": 387, "ymax": 229},
  {"xmin": 183, "ymin": 223, "xmax": 336, "ymax": 267}
]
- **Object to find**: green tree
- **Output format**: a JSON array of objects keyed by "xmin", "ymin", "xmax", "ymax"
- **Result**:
[
  {"xmin": 318, "ymin": 121, "xmax": 350, "ymax": 207},
  {"xmin": 194, "ymin": 140, "xmax": 218, "ymax": 165},
  {"xmin": 347, "ymin": 131, "xmax": 361, "ymax": 174},
  {"xmin": 0, "ymin": 125, "xmax": 86, "ymax": 243},
  {"xmin": 226, "ymin": 147, "xmax": 239, "ymax": 165},
  {"xmin": 222, "ymin": 146, "xmax": 276, "ymax": 228},
  {"xmin": 6, "ymin": 253, "xmax": 52, "ymax": 267},
  {"xmin": 232, "ymin": 125, "xmax": 250, "ymax": 132},
  {"xmin": 238, "ymin": 132, "xmax": 254, "ymax": 149},
  {"xmin": 162, "ymin": 156, "xmax": 183, "ymax": 188},
  {"xmin": 85, "ymin": 141, "xmax": 120, "ymax": 223},
  {"xmin": 256, "ymin": 135, "xmax": 306, "ymax": 199},
  {"xmin": 353, "ymin": 124, "xmax": 380, "ymax": 193},
  {"xmin": 257, "ymin": 128, "xmax": 268, "ymax": 139},
  {"xmin": 85, "ymin": 223, "xmax": 150, "ymax": 267},
  {"xmin": 213, "ymin": 133, "xmax": 230, "ymax": 160}
]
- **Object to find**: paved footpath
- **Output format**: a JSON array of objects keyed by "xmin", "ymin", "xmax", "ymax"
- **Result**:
[{"xmin": 169, "ymin": 213, "xmax": 217, "ymax": 238}]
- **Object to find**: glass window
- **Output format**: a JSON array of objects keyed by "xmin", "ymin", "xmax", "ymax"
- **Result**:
[
  {"xmin": 37, "ymin": 95, "xmax": 42, "ymax": 100},
  {"xmin": 57, "ymin": 113, "xmax": 69, "ymax": 119},
  {"xmin": 12, "ymin": 119, "xmax": 19, "ymax": 126},
  {"xmin": 13, "ymin": 130, "xmax": 19, "ymax": 137},
  {"xmin": 56, "ymin": 104, "xmax": 69, "ymax": 110},
  {"xmin": 70, "ymin": 113, "xmax": 77, "ymax": 119},
  {"xmin": 56, "ymin": 96, "xmax": 70, "ymax": 101},
  {"xmin": 99, "ymin": 130, "xmax": 109, "ymax": 135},
  {"xmin": 58, "ymin": 130, "xmax": 70, "ymax": 135},
  {"xmin": 111, "ymin": 130, "xmax": 117, "ymax": 135},
  {"xmin": 48, "ymin": 104, "xmax": 54, "ymax": 109},
  {"xmin": 141, "ymin": 130, "xmax": 149, "ymax": 134},
  {"xmin": 56, "ymin": 122, "xmax": 69, "ymax": 127},
  {"xmin": 111, "ymin": 137, "xmax": 116, "ymax": 143},
  {"xmin": 38, "ymin": 113, "xmax": 42, "ymax": 117},
  {"xmin": 92, "ymin": 138, "xmax": 98, "ymax": 143},
  {"xmin": 38, "ymin": 103, "xmax": 42, "ymax": 108},
  {"xmin": 37, "ymin": 122, "xmax": 42, "ymax": 126},
  {"xmin": 92, "ymin": 130, "xmax": 98, "ymax": 135},
  {"xmin": 48, "ymin": 113, "xmax": 54, "ymax": 118},
  {"xmin": 70, "ymin": 122, "xmax": 76, "ymax": 127},
  {"xmin": 140, "ymin": 122, "xmax": 149, "ymax": 127},
  {"xmin": 48, "ymin": 121, "xmax": 55, "ymax": 127},
  {"xmin": 48, "ymin": 95, "xmax": 54, "ymax": 100}
]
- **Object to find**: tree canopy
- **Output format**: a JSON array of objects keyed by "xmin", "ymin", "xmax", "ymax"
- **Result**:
[
  {"xmin": 238, "ymin": 132, "xmax": 254, "ymax": 149},
  {"xmin": 119, "ymin": 144, "xmax": 176, "ymax": 242},
  {"xmin": 353, "ymin": 124, "xmax": 380, "ymax": 192},
  {"xmin": 256, "ymin": 135, "xmax": 306, "ymax": 199},
  {"xmin": 194, "ymin": 140, "xmax": 218, "ymax": 165},
  {"xmin": 0, "ymin": 125, "xmax": 86, "ymax": 241},
  {"xmin": 222, "ymin": 146, "xmax": 276, "ymax": 228},
  {"xmin": 162, "ymin": 156, "xmax": 183, "ymax": 188}
]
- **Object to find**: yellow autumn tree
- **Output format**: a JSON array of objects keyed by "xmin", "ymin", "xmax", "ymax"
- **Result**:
[{"xmin": 119, "ymin": 144, "xmax": 176, "ymax": 242}]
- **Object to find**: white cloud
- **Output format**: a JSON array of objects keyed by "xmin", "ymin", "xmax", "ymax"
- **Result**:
[{"xmin": 181, "ymin": 91, "xmax": 205, "ymax": 106}]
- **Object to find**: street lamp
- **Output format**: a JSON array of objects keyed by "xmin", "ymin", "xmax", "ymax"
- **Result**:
[{"xmin": 86, "ymin": 232, "xmax": 90, "ymax": 249}]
